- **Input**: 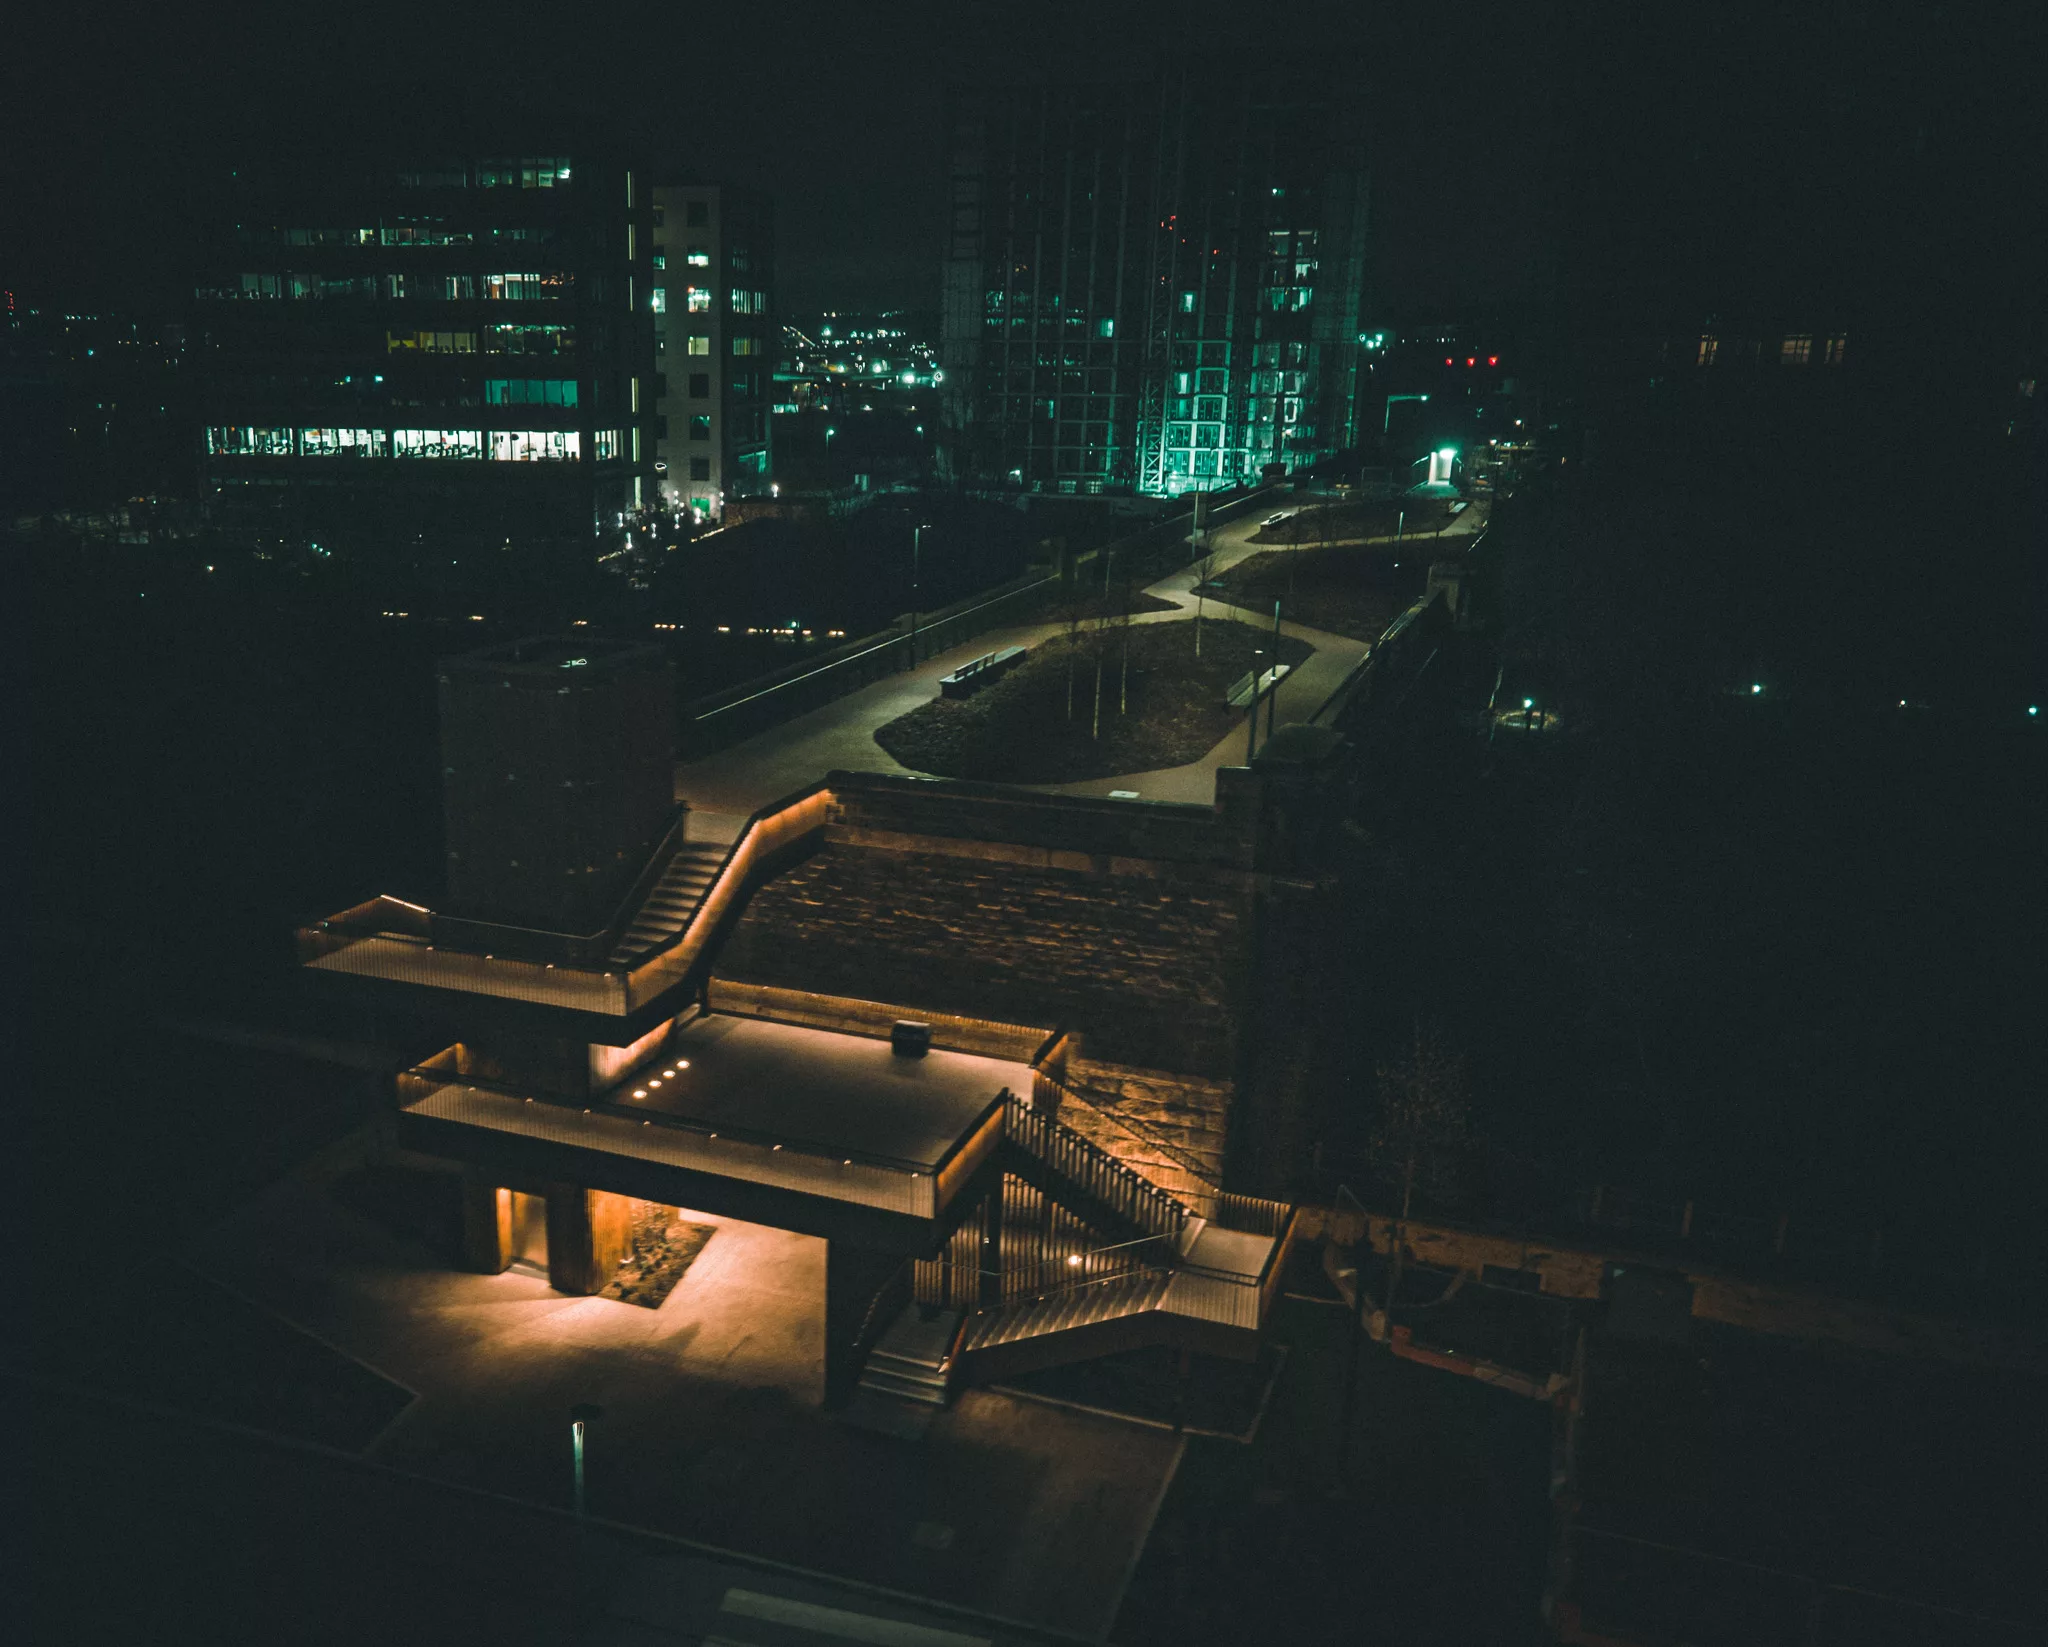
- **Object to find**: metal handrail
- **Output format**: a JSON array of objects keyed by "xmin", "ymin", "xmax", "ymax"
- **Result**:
[{"xmin": 1002, "ymin": 1092, "xmax": 1189, "ymax": 1242}]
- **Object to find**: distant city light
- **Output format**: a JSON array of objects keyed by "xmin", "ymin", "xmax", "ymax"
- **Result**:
[{"xmin": 1751, "ymin": 683, "xmax": 1763, "ymax": 695}]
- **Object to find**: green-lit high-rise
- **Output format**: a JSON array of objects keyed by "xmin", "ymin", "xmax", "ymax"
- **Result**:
[{"xmin": 940, "ymin": 61, "xmax": 1370, "ymax": 496}]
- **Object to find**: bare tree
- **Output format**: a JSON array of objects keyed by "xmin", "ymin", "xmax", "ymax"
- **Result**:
[
  {"xmin": 1113, "ymin": 553, "xmax": 1134, "ymax": 715},
  {"xmin": 1190, "ymin": 531, "xmax": 1216, "ymax": 659},
  {"xmin": 1061, "ymin": 576, "xmax": 1090, "ymax": 721},
  {"xmin": 1370, "ymin": 1019, "xmax": 1473, "ymax": 1309}
]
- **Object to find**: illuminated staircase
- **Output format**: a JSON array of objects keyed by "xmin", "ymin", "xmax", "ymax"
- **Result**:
[
  {"xmin": 854, "ymin": 1097, "xmax": 1293, "ymax": 1406},
  {"xmin": 606, "ymin": 842, "xmax": 727, "ymax": 967}
]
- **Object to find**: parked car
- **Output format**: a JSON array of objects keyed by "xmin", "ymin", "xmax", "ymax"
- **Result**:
[{"xmin": 1262, "ymin": 511, "xmax": 1292, "ymax": 527}]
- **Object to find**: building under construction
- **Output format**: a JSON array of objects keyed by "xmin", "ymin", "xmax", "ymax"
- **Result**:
[{"xmin": 940, "ymin": 61, "xmax": 1371, "ymax": 496}]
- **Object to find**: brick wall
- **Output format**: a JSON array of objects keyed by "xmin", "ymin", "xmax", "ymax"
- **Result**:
[
  {"xmin": 1063, "ymin": 1057, "xmax": 1232, "ymax": 1188},
  {"xmin": 717, "ymin": 840, "xmax": 1250, "ymax": 1077}
]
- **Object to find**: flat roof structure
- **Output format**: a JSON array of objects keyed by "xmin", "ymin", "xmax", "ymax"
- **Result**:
[
  {"xmin": 397, "ymin": 1012, "xmax": 1027, "ymax": 1243},
  {"xmin": 618, "ymin": 1014, "xmax": 1034, "ymax": 1171}
]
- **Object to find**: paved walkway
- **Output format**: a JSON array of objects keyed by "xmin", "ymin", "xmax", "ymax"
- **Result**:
[
  {"xmin": 676, "ymin": 499, "xmax": 1488, "ymax": 820},
  {"xmin": 181, "ymin": 1130, "xmax": 1183, "ymax": 1640}
]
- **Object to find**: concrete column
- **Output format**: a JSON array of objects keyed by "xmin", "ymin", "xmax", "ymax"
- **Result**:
[
  {"xmin": 460, "ymin": 1168, "xmax": 513, "ymax": 1274},
  {"xmin": 544, "ymin": 1184, "xmax": 636, "ymax": 1296},
  {"xmin": 823, "ymin": 1240, "xmax": 903, "ymax": 1408}
]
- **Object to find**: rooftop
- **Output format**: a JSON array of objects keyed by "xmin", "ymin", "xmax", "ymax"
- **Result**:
[{"xmin": 615, "ymin": 1013, "xmax": 1032, "ymax": 1171}]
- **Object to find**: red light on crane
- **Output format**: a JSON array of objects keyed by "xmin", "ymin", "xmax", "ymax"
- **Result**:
[
  {"xmin": 1488, "ymin": 355, "xmax": 1499, "ymax": 366},
  {"xmin": 1466, "ymin": 357, "xmax": 1476, "ymax": 367},
  {"xmin": 1445, "ymin": 358, "xmax": 1453, "ymax": 366}
]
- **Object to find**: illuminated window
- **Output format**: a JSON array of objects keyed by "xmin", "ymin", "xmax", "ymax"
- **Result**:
[
  {"xmin": 730, "ymin": 290, "xmax": 753, "ymax": 315},
  {"xmin": 387, "ymin": 330, "xmax": 476, "ymax": 354},
  {"xmin": 1824, "ymin": 334, "xmax": 1848, "ymax": 366},
  {"xmin": 687, "ymin": 335, "xmax": 710, "ymax": 355},
  {"xmin": 593, "ymin": 430, "xmax": 619, "ymax": 460},
  {"xmin": 651, "ymin": 288, "xmax": 667, "ymax": 314},
  {"xmin": 686, "ymin": 288, "xmax": 711, "ymax": 313},
  {"xmin": 687, "ymin": 247, "xmax": 709, "ymax": 266},
  {"xmin": 477, "ymin": 157, "xmax": 572, "ymax": 189},
  {"xmin": 689, "ymin": 416, "xmax": 711, "ymax": 441},
  {"xmin": 484, "ymin": 379, "xmax": 577, "ymax": 406},
  {"xmin": 732, "ymin": 336, "xmax": 758, "ymax": 355},
  {"xmin": 1179, "ymin": 292, "xmax": 1197, "ymax": 313},
  {"xmin": 207, "ymin": 426, "xmax": 294, "ymax": 456},
  {"xmin": 652, "ymin": 252, "xmax": 665, "ymax": 270},
  {"xmin": 380, "ymin": 220, "xmax": 471, "ymax": 247},
  {"xmin": 392, "ymin": 428, "xmax": 485, "ymax": 459},
  {"xmin": 483, "ymin": 272, "xmax": 570, "ymax": 301},
  {"xmin": 1697, "ymin": 334, "xmax": 1719, "ymax": 367},
  {"xmin": 485, "ymin": 324, "xmax": 573, "ymax": 355},
  {"xmin": 1780, "ymin": 334, "xmax": 1812, "ymax": 366},
  {"xmin": 753, "ymin": 290, "xmax": 767, "ymax": 314},
  {"xmin": 298, "ymin": 427, "xmax": 387, "ymax": 456},
  {"xmin": 1096, "ymin": 318, "xmax": 1114, "ymax": 338}
]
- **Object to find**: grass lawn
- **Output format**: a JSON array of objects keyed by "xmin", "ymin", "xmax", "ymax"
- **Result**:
[
  {"xmin": 1113, "ymin": 1293, "xmax": 1554, "ymax": 1647},
  {"xmin": 874, "ymin": 616, "xmax": 1314, "ymax": 784},
  {"xmin": 1217, "ymin": 542, "xmax": 1432, "ymax": 643}
]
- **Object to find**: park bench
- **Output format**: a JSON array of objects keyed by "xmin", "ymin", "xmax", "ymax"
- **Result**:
[
  {"xmin": 939, "ymin": 645, "xmax": 1029, "ymax": 699},
  {"xmin": 1225, "ymin": 662, "xmax": 1291, "ymax": 709}
]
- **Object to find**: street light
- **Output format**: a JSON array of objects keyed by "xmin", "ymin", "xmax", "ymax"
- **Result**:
[
  {"xmin": 910, "ymin": 522, "xmax": 930, "ymax": 666},
  {"xmin": 1383, "ymin": 393, "xmax": 1428, "ymax": 434},
  {"xmin": 569, "ymin": 1403, "xmax": 603, "ymax": 1518}
]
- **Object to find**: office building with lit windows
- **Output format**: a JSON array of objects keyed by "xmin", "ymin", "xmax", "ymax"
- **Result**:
[
  {"xmin": 648, "ymin": 183, "xmax": 775, "ymax": 521},
  {"xmin": 193, "ymin": 149, "xmax": 657, "ymax": 568},
  {"xmin": 940, "ymin": 63, "xmax": 1371, "ymax": 495}
]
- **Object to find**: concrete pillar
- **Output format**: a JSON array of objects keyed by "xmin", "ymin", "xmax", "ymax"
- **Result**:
[
  {"xmin": 461, "ymin": 1168, "xmax": 513, "ymax": 1274},
  {"xmin": 544, "ymin": 1184, "xmax": 636, "ymax": 1296},
  {"xmin": 823, "ymin": 1240, "xmax": 903, "ymax": 1408}
]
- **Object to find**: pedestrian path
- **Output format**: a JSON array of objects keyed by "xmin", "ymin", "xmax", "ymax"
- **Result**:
[{"xmin": 675, "ymin": 502, "xmax": 1481, "ymax": 816}]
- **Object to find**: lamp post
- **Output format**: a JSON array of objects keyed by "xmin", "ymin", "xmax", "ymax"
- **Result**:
[
  {"xmin": 910, "ymin": 522, "xmax": 930, "ymax": 666},
  {"xmin": 1383, "ymin": 393, "xmax": 1429, "ymax": 435},
  {"xmin": 570, "ymin": 1403, "xmax": 603, "ymax": 1518}
]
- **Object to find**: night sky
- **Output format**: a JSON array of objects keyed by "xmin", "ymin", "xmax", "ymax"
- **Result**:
[
  {"xmin": 5, "ymin": 0, "xmax": 1585, "ymax": 319},
  {"xmin": 6, "ymin": 2, "xmax": 2040, "ymax": 331}
]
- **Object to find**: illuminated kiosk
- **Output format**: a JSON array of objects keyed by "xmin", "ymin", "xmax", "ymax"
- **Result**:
[{"xmin": 300, "ymin": 638, "xmax": 1297, "ymax": 1407}]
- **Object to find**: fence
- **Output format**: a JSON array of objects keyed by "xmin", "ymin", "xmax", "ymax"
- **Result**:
[{"xmin": 680, "ymin": 572, "xmax": 1058, "ymax": 755}]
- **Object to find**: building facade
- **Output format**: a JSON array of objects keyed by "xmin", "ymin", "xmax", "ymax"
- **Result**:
[
  {"xmin": 649, "ymin": 183, "xmax": 775, "ymax": 521},
  {"xmin": 940, "ymin": 63, "xmax": 1371, "ymax": 496},
  {"xmin": 193, "ymin": 150, "xmax": 657, "ymax": 570}
]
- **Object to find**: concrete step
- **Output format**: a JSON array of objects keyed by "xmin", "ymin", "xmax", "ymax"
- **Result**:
[
  {"xmin": 856, "ymin": 1366, "xmax": 949, "ymax": 1406},
  {"xmin": 866, "ymin": 1351, "xmax": 948, "ymax": 1389}
]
